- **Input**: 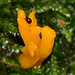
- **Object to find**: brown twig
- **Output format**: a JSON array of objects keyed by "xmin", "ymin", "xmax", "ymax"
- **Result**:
[{"xmin": 1, "ymin": 61, "xmax": 25, "ymax": 69}]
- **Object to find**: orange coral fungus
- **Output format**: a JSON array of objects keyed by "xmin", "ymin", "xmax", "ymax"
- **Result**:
[{"xmin": 17, "ymin": 10, "xmax": 56, "ymax": 69}]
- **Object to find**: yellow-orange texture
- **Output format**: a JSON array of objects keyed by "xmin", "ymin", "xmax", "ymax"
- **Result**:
[{"xmin": 17, "ymin": 10, "xmax": 56, "ymax": 69}]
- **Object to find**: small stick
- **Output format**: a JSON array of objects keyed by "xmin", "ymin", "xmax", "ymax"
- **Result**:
[{"xmin": 1, "ymin": 61, "xmax": 25, "ymax": 69}]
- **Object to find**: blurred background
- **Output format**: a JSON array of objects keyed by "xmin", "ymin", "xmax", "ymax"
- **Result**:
[{"xmin": 0, "ymin": 0, "xmax": 75, "ymax": 75}]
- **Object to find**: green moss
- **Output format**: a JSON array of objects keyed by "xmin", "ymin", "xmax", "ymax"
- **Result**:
[{"xmin": 0, "ymin": 0, "xmax": 75, "ymax": 75}]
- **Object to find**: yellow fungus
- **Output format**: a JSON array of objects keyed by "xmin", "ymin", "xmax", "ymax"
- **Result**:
[{"xmin": 17, "ymin": 10, "xmax": 56, "ymax": 69}]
